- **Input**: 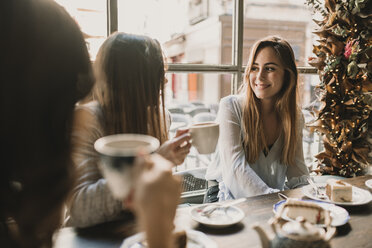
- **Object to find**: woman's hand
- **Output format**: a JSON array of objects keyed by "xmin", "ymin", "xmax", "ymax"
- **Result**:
[
  {"xmin": 133, "ymin": 154, "xmax": 181, "ymax": 248},
  {"xmin": 157, "ymin": 129, "xmax": 191, "ymax": 165}
]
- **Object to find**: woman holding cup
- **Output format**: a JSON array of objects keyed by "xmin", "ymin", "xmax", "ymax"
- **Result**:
[
  {"xmin": 65, "ymin": 33, "xmax": 191, "ymax": 228},
  {"xmin": 205, "ymin": 36, "xmax": 309, "ymax": 202}
]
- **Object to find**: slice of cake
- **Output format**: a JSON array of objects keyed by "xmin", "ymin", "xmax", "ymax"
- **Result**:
[
  {"xmin": 325, "ymin": 179, "xmax": 352, "ymax": 202},
  {"xmin": 281, "ymin": 199, "xmax": 326, "ymax": 224}
]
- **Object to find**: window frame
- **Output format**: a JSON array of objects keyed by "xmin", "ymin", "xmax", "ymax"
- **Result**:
[{"xmin": 108, "ymin": 0, "xmax": 317, "ymax": 94}]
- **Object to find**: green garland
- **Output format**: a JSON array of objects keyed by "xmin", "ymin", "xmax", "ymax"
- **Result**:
[{"xmin": 306, "ymin": 0, "xmax": 372, "ymax": 177}]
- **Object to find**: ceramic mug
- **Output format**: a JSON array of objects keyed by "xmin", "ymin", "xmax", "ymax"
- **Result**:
[
  {"xmin": 94, "ymin": 134, "xmax": 160, "ymax": 199},
  {"xmin": 189, "ymin": 122, "xmax": 219, "ymax": 154}
]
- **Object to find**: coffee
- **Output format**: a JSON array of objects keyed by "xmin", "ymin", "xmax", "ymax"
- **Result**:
[
  {"xmin": 192, "ymin": 122, "xmax": 216, "ymax": 127},
  {"xmin": 105, "ymin": 140, "xmax": 152, "ymax": 151}
]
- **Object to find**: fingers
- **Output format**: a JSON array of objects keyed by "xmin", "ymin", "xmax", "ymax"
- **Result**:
[
  {"xmin": 175, "ymin": 128, "xmax": 189, "ymax": 137},
  {"xmin": 175, "ymin": 141, "xmax": 191, "ymax": 152},
  {"xmin": 171, "ymin": 132, "xmax": 191, "ymax": 148},
  {"xmin": 151, "ymin": 154, "xmax": 174, "ymax": 172},
  {"xmin": 122, "ymin": 189, "xmax": 135, "ymax": 211},
  {"xmin": 165, "ymin": 141, "xmax": 190, "ymax": 165},
  {"xmin": 136, "ymin": 151, "xmax": 154, "ymax": 169}
]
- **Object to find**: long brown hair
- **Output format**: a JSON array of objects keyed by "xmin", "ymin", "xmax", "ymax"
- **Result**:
[
  {"xmin": 0, "ymin": 0, "xmax": 94, "ymax": 247},
  {"xmin": 241, "ymin": 36, "xmax": 299, "ymax": 166},
  {"xmin": 92, "ymin": 32, "xmax": 168, "ymax": 143}
]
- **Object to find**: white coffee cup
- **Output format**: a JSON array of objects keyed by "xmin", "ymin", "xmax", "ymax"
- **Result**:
[
  {"xmin": 94, "ymin": 134, "xmax": 160, "ymax": 199},
  {"xmin": 189, "ymin": 122, "xmax": 219, "ymax": 154}
]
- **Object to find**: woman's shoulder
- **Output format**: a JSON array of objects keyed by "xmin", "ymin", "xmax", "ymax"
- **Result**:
[
  {"xmin": 218, "ymin": 95, "xmax": 245, "ymax": 121},
  {"xmin": 220, "ymin": 94, "xmax": 244, "ymax": 107},
  {"xmin": 73, "ymin": 101, "xmax": 101, "ymax": 130},
  {"xmin": 76, "ymin": 101, "xmax": 100, "ymax": 112}
]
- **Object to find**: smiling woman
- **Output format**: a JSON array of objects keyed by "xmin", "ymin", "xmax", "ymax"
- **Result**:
[
  {"xmin": 205, "ymin": 36, "xmax": 309, "ymax": 202},
  {"xmin": 249, "ymin": 47, "xmax": 285, "ymax": 102}
]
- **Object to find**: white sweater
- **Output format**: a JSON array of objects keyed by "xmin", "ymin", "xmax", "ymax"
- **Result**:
[{"xmin": 206, "ymin": 95, "xmax": 309, "ymax": 201}]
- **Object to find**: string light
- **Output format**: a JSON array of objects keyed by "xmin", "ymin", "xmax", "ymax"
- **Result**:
[{"xmin": 306, "ymin": 0, "xmax": 369, "ymax": 177}]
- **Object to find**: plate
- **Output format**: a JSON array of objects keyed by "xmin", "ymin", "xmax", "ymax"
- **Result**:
[
  {"xmin": 121, "ymin": 229, "xmax": 217, "ymax": 248},
  {"xmin": 273, "ymin": 199, "xmax": 349, "ymax": 227},
  {"xmin": 365, "ymin": 179, "xmax": 372, "ymax": 190},
  {"xmin": 302, "ymin": 183, "xmax": 372, "ymax": 206},
  {"xmin": 312, "ymin": 175, "xmax": 346, "ymax": 183},
  {"xmin": 190, "ymin": 205, "xmax": 245, "ymax": 228}
]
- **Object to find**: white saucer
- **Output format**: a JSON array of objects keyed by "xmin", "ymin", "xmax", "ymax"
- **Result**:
[
  {"xmin": 302, "ymin": 183, "xmax": 372, "ymax": 206},
  {"xmin": 190, "ymin": 205, "xmax": 245, "ymax": 228},
  {"xmin": 273, "ymin": 199, "xmax": 349, "ymax": 227},
  {"xmin": 121, "ymin": 229, "xmax": 217, "ymax": 248},
  {"xmin": 365, "ymin": 179, "xmax": 372, "ymax": 189}
]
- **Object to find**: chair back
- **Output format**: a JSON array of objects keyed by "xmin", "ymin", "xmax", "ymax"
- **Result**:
[
  {"xmin": 168, "ymin": 107, "xmax": 185, "ymax": 114},
  {"xmin": 193, "ymin": 112, "xmax": 216, "ymax": 123},
  {"xmin": 188, "ymin": 107, "xmax": 210, "ymax": 117}
]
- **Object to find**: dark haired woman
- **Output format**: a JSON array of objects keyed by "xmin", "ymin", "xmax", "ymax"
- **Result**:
[
  {"xmin": 0, "ymin": 0, "xmax": 94, "ymax": 246},
  {"xmin": 65, "ymin": 32, "xmax": 191, "ymax": 227}
]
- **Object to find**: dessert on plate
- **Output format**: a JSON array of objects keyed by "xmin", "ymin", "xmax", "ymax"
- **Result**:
[
  {"xmin": 280, "ymin": 199, "xmax": 328, "ymax": 225},
  {"xmin": 325, "ymin": 179, "xmax": 352, "ymax": 202}
]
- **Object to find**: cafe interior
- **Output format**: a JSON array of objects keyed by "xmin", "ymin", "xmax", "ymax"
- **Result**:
[{"xmin": 2, "ymin": 0, "xmax": 372, "ymax": 247}]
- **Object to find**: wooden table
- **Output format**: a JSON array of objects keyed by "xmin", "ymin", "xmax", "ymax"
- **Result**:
[{"xmin": 55, "ymin": 175, "xmax": 372, "ymax": 248}]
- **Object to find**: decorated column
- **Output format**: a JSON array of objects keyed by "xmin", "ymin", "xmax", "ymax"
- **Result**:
[{"xmin": 306, "ymin": 0, "xmax": 372, "ymax": 177}]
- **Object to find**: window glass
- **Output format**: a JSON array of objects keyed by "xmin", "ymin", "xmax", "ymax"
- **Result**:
[
  {"xmin": 118, "ymin": 0, "xmax": 233, "ymax": 64},
  {"xmin": 243, "ymin": 0, "xmax": 315, "ymax": 66},
  {"xmin": 165, "ymin": 73, "xmax": 231, "ymax": 109},
  {"xmin": 242, "ymin": 0, "xmax": 319, "ymax": 104},
  {"xmin": 55, "ymin": 0, "xmax": 107, "ymax": 60},
  {"xmin": 165, "ymin": 72, "xmax": 231, "ymax": 171},
  {"xmin": 166, "ymin": 73, "xmax": 322, "ymax": 171},
  {"xmin": 300, "ymin": 74, "xmax": 323, "ymax": 169}
]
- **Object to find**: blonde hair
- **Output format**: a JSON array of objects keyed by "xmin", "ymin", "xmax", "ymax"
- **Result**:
[
  {"xmin": 242, "ymin": 36, "xmax": 299, "ymax": 166},
  {"xmin": 92, "ymin": 32, "xmax": 168, "ymax": 143}
]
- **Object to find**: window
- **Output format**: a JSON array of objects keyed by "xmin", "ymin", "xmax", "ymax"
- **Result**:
[
  {"xmin": 56, "ymin": 0, "xmax": 321, "ymax": 169},
  {"xmin": 54, "ymin": 0, "xmax": 107, "ymax": 60}
]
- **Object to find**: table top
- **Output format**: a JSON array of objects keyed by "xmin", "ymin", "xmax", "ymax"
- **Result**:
[{"xmin": 55, "ymin": 175, "xmax": 372, "ymax": 248}]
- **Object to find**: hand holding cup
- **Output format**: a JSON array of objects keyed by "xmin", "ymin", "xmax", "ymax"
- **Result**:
[{"xmin": 94, "ymin": 134, "xmax": 160, "ymax": 199}]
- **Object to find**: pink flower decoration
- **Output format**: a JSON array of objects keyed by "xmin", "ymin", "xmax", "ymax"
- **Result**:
[
  {"xmin": 308, "ymin": 56, "xmax": 316, "ymax": 61},
  {"xmin": 344, "ymin": 41, "xmax": 353, "ymax": 59},
  {"xmin": 344, "ymin": 40, "xmax": 359, "ymax": 59}
]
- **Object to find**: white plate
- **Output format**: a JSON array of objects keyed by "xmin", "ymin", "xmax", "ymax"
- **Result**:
[
  {"xmin": 273, "ymin": 199, "xmax": 349, "ymax": 227},
  {"xmin": 302, "ymin": 183, "xmax": 372, "ymax": 206},
  {"xmin": 121, "ymin": 229, "xmax": 217, "ymax": 248},
  {"xmin": 365, "ymin": 179, "xmax": 372, "ymax": 189},
  {"xmin": 190, "ymin": 205, "xmax": 245, "ymax": 228}
]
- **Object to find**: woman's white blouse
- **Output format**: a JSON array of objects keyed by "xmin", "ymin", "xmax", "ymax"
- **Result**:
[{"xmin": 205, "ymin": 95, "xmax": 309, "ymax": 201}]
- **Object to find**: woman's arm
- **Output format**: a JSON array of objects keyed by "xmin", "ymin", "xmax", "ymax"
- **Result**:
[
  {"xmin": 285, "ymin": 114, "xmax": 310, "ymax": 188},
  {"xmin": 157, "ymin": 129, "xmax": 191, "ymax": 165},
  {"xmin": 134, "ymin": 154, "xmax": 181, "ymax": 248},
  {"xmin": 65, "ymin": 107, "xmax": 127, "ymax": 228},
  {"xmin": 157, "ymin": 108, "xmax": 191, "ymax": 165},
  {"xmin": 218, "ymin": 96, "xmax": 278, "ymax": 199}
]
